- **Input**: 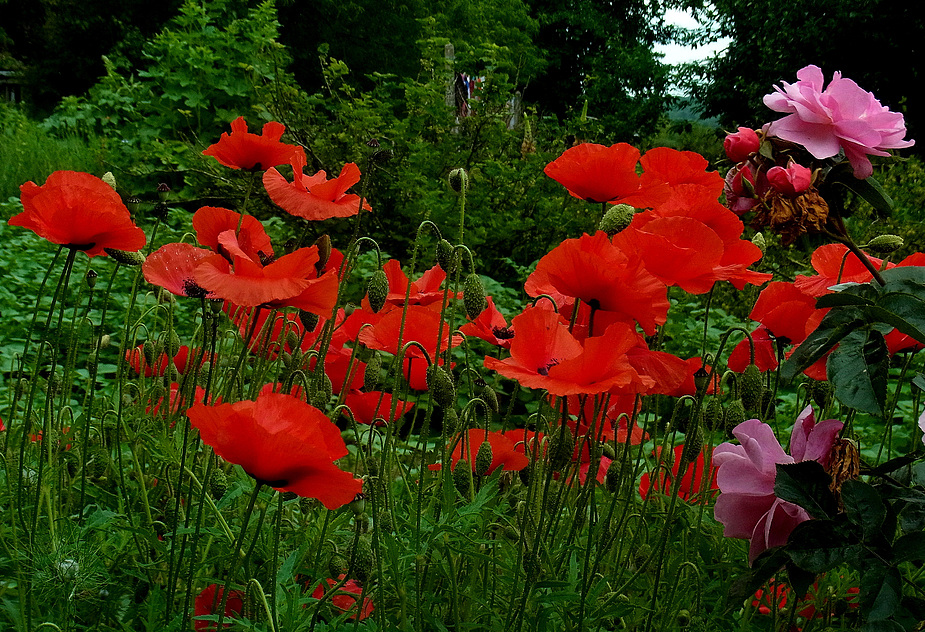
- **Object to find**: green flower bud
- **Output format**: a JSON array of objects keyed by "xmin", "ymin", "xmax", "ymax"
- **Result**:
[
  {"xmin": 166, "ymin": 330, "xmax": 182, "ymax": 357},
  {"xmin": 724, "ymin": 399, "xmax": 747, "ymax": 431},
  {"xmin": 453, "ymin": 459, "xmax": 471, "ymax": 496},
  {"xmin": 680, "ymin": 427, "xmax": 704, "ymax": 468},
  {"xmin": 426, "ymin": 365, "xmax": 456, "ymax": 408},
  {"xmin": 350, "ymin": 536, "xmax": 375, "ymax": 582},
  {"xmin": 740, "ymin": 364, "xmax": 764, "ymax": 415},
  {"xmin": 548, "ymin": 426, "xmax": 574, "ymax": 471},
  {"xmin": 349, "ymin": 492, "xmax": 367, "ymax": 516},
  {"xmin": 448, "ymin": 168, "xmax": 468, "ymax": 194},
  {"xmin": 436, "ymin": 239, "xmax": 457, "ymax": 274},
  {"xmin": 480, "ymin": 384, "xmax": 499, "ymax": 414},
  {"xmin": 598, "ymin": 204, "xmax": 636, "ymax": 236},
  {"xmin": 104, "ymin": 248, "xmax": 146, "ymax": 266},
  {"xmin": 442, "ymin": 407, "xmax": 459, "ymax": 435},
  {"xmin": 298, "ymin": 309, "xmax": 319, "ymax": 333},
  {"xmin": 704, "ymin": 396, "xmax": 724, "ymax": 431},
  {"xmin": 209, "ymin": 468, "xmax": 228, "ymax": 500},
  {"xmin": 463, "ymin": 273, "xmax": 487, "ymax": 320},
  {"xmin": 101, "ymin": 172, "xmax": 117, "ymax": 190},
  {"xmin": 474, "ymin": 440, "xmax": 494, "ymax": 476},
  {"xmin": 367, "ymin": 269, "xmax": 389, "ymax": 313},
  {"xmin": 364, "ymin": 353, "xmax": 382, "ymax": 391},
  {"xmin": 866, "ymin": 234, "xmax": 904, "ymax": 254}
]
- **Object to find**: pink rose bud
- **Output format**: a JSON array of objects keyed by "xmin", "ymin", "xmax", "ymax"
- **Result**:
[
  {"xmin": 767, "ymin": 163, "xmax": 812, "ymax": 197},
  {"xmin": 724, "ymin": 127, "xmax": 761, "ymax": 163}
]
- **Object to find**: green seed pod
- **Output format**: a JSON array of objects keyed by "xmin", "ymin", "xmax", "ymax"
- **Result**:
[
  {"xmin": 142, "ymin": 340, "xmax": 158, "ymax": 366},
  {"xmin": 156, "ymin": 183, "xmax": 171, "ymax": 202},
  {"xmin": 548, "ymin": 426, "xmax": 575, "ymax": 471},
  {"xmin": 328, "ymin": 552, "xmax": 347, "ymax": 577},
  {"xmin": 480, "ymin": 384, "xmax": 499, "ymax": 414},
  {"xmin": 349, "ymin": 493, "xmax": 367, "ymax": 516},
  {"xmin": 448, "ymin": 168, "xmax": 468, "ymax": 194},
  {"xmin": 724, "ymin": 399, "xmax": 747, "ymax": 431},
  {"xmin": 298, "ymin": 309, "xmax": 320, "ymax": 333},
  {"xmin": 866, "ymin": 234, "xmax": 904, "ymax": 254},
  {"xmin": 436, "ymin": 239, "xmax": 457, "ymax": 274},
  {"xmin": 442, "ymin": 407, "xmax": 459, "ymax": 435},
  {"xmin": 704, "ymin": 396, "xmax": 724, "ymax": 431},
  {"xmin": 676, "ymin": 609, "xmax": 691, "ymax": 627},
  {"xmin": 680, "ymin": 427, "xmax": 704, "ymax": 468},
  {"xmin": 376, "ymin": 509, "xmax": 393, "ymax": 532},
  {"xmin": 364, "ymin": 353, "xmax": 381, "ymax": 391},
  {"xmin": 598, "ymin": 203, "xmax": 636, "ymax": 236},
  {"xmin": 85, "ymin": 269, "xmax": 98, "ymax": 289},
  {"xmin": 209, "ymin": 468, "xmax": 228, "ymax": 500},
  {"xmin": 809, "ymin": 379, "xmax": 831, "ymax": 410},
  {"xmin": 367, "ymin": 269, "xmax": 389, "ymax": 314},
  {"xmin": 166, "ymin": 330, "xmax": 182, "ymax": 357},
  {"xmin": 474, "ymin": 441, "xmax": 494, "ymax": 476},
  {"xmin": 453, "ymin": 460, "xmax": 472, "ymax": 496},
  {"xmin": 350, "ymin": 537, "xmax": 375, "ymax": 582},
  {"xmin": 463, "ymin": 273, "xmax": 487, "ymax": 320},
  {"xmin": 426, "ymin": 365, "xmax": 456, "ymax": 408},
  {"xmin": 740, "ymin": 364, "xmax": 764, "ymax": 414},
  {"xmin": 104, "ymin": 248, "xmax": 146, "ymax": 266},
  {"xmin": 85, "ymin": 445, "xmax": 109, "ymax": 478}
]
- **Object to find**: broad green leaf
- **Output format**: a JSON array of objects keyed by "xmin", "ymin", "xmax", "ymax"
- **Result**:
[
  {"xmin": 833, "ymin": 173, "xmax": 894, "ymax": 214},
  {"xmin": 775, "ymin": 461, "xmax": 837, "ymax": 520},
  {"xmin": 860, "ymin": 563, "xmax": 902, "ymax": 621},
  {"xmin": 841, "ymin": 480, "xmax": 887, "ymax": 540},
  {"xmin": 780, "ymin": 307, "xmax": 867, "ymax": 381},
  {"xmin": 827, "ymin": 328, "xmax": 889, "ymax": 416},
  {"xmin": 786, "ymin": 519, "xmax": 861, "ymax": 573},
  {"xmin": 893, "ymin": 532, "xmax": 925, "ymax": 564}
]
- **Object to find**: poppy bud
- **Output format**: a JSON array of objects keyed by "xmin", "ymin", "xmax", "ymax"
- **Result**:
[
  {"xmin": 314, "ymin": 234, "xmax": 332, "ymax": 271},
  {"xmin": 367, "ymin": 269, "xmax": 389, "ymax": 314},
  {"xmin": 102, "ymin": 172, "xmax": 118, "ymax": 190},
  {"xmin": 479, "ymin": 384, "xmax": 499, "ymax": 414},
  {"xmin": 99, "ymin": 334, "xmax": 111, "ymax": 349},
  {"xmin": 463, "ymin": 273, "xmax": 487, "ymax": 320},
  {"xmin": 453, "ymin": 460, "xmax": 471, "ymax": 496},
  {"xmin": 285, "ymin": 329, "xmax": 300, "ymax": 352},
  {"xmin": 156, "ymin": 183, "xmax": 171, "ymax": 202},
  {"xmin": 809, "ymin": 379, "xmax": 831, "ymax": 410},
  {"xmin": 740, "ymin": 364, "xmax": 764, "ymax": 414},
  {"xmin": 377, "ymin": 509, "xmax": 393, "ymax": 532},
  {"xmin": 448, "ymin": 168, "xmax": 468, "ymax": 194},
  {"xmin": 679, "ymin": 427, "xmax": 704, "ymax": 468},
  {"xmin": 298, "ymin": 309, "xmax": 319, "ymax": 332},
  {"xmin": 599, "ymin": 204, "xmax": 636, "ymax": 236},
  {"xmin": 751, "ymin": 231, "xmax": 766, "ymax": 253},
  {"xmin": 676, "ymin": 609, "xmax": 692, "ymax": 627},
  {"xmin": 724, "ymin": 399, "xmax": 747, "ymax": 431},
  {"xmin": 692, "ymin": 367, "xmax": 710, "ymax": 393},
  {"xmin": 104, "ymin": 248, "xmax": 146, "ymax": 266},
  {"xmin": 209, "ymin": 468, "xmax": 228, "ymax": 500},
  {"xmin": 704, "ymin": 396, "xmax": 724, "ymax": 431},
  {"xmin": 85, "ymin": 269, "xmax": 98, "ymax": 289},
  {"xmin": 605, "ymin": 458, "xmax": 623, "ymax": 493},
  {"xmin": 350, "ymin": 536, "xmax": 374, "ymax": 582},
  {"xmin": 442, "ymin": 407, "xmax": 459, "ymax": 435},
  {"xmin": 474, "ymin": 440, "xmax": 493, "ymax": 476},
  {"xmin": 436, "ymin": 239, "xmax": 457, "ymax": 275},
  {"xmin": 426, "ymin": 365, "xmax": 456, "ymax": 408},
  {"xmin": 142, "ymin": 340, "xmax": 159, "ymax": 366},
  {"xmin": 548, "ymin": 426, "xmax": 574, "ymax": 471},
  {"xmin": 166, "ymin": 330, "xmax": 182, "ymax": 357},
  {"xmin": 364, "ymin": 353, "xmax": 381, "ymax": 390},
  {"xmin": 518, "ymin": 461, "xmax": 532, "ymax": 486},
  {"xmin": 866, "ymin": 234, "xmax": 904, "ymax": 254}
]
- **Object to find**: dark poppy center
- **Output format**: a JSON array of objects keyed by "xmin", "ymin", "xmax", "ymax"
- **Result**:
[
  {"xmin": 537, "ymin": 359, "xmax": 560, "ymax": 376},
  {"xmin": 182, "ymin": 278, "xmax": 209, "ymax": 298},
  {"xmin": 492, "ymin": 326, "xmax": 515, "ymax": 340},
  {"xmin": 69, "ymin": 242, "xmax": 97, "ymax": 252}
]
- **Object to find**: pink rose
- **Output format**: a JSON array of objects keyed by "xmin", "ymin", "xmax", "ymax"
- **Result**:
[
  {"xmin": 763, "ymin": 65, "xmax": 915, "ymax": 179},
  {"xmin": 767, "ymin": 162, "xmax": 812, "ymax": 197},
  {"xmin": 723, "ymin": 162, "xmax": 761, "ymax": 214},
  {"xmin": 724, "ymin": 127, "xmax": 761, "ymax": 163},
  {"xmin": 712, "ymin": 407, "xmax": 843, "ymax": 564}
]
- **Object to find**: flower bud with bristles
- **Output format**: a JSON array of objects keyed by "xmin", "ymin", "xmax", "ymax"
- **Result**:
[
  {"xmin": 475, "ymin": 441, "xmax": 494, "ymax": 476},
  {"xmin": 367, "ymin": 269, "xmax": 389, "ymax": 313},
  {"xmin": 105, "ymin": 248, "xmax": 146, "ymax": 266},
  {"xmin": 866, "ymin": 234, "xmax": 904, "ymax": 254},
  {"xmin": 426, "ymin": 365, "xmax": 456, "ymax": 408},
  {"xmin": 463, "ymin": 273, "xmax": 487, "ymax": 320},
  {"xmin": 599, "ymin": 204, "xmax": 636, "ymax": 236},
  {"xmin": 453, "ymin": 460, "xmax": 471, "ymax": 495},
  {"xmin": 448, "ymin": 168, "xmax": 468, "ymax": 194},
  {"xmin": 364, "ymin": 353, "xmax": 381, "ymax": 391},
  {"xmin": 436, "ymin": 239, "xmax": 457, "ymax": 275}
]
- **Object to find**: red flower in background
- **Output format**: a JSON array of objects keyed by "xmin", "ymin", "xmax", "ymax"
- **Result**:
[
  {"xmin": 358, "ymin": 304, "xmax": 461, "ymax": 359},
  {"xmin": 460, "ymin": 296, "xmax": 515, "ymax": 349},
  {"xmin": 436, "ymin": 428, "xmax": 530, "ymax": 474},
  {"xmin": 192, "ymin": 206, "xmax": 274, "ymax": 262},
  {"xmin": 362, "ymin": 260, "xmax": 454, "ymax": 311},
  {"xmin": 544, "ymin": 143, "xmax": 651, "ymax": 205},
  {"xmin": 264, "ymin": 152, "xmax": 372, "ymax": 220},
  {"xmin": 525, "ymin": 231, "xmax": 669, "ymax": 336},
  {"xmin": 343, "ymin": 391, "xmax": 415, "ymax": 426},
  {"xmin": 194, "ymin": 584, "xmax": 244, "ymax": 631},
  {"xmin": 143, "ymin": 242, "xmax": 216, "ymax": 298},
  {"xmin": 10, "ymin": 171, "xmax": 146, "ymax": 256},
  {"xmin": 727, "ymin": 327, "xmax": 780, "ymax": 373},
  {"xmin": 639, "ymin": 444, "xmax": 719, "ymax": 503},
  {"xmin": 311, "ymin": 575, "xmax": 374, "ymax": 620},
  {"xmin": 202, "ymin": 116, "xmax": 303, "ymax": 171},
  {"xmin": 187, "ymin": 392, "xmax": 362, "ymax": 509}
]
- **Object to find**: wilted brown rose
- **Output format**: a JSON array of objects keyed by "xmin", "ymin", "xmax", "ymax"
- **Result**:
[
  {"xmin": 751, "ymin": 187, "xmax": 829, "ymax": 245},
  {"xmin": 827, "ymin": 437, "xmax": 861, "ymax": 508}
]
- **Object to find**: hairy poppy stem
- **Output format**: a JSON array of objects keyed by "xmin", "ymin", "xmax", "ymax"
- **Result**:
[{"xmin": 215, "ymin": 483, "xmax": 263, "ymax": 629}]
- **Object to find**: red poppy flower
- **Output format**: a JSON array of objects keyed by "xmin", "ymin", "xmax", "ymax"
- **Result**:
[
  {"xmin": 613, "ymin": 186, "xmax": 772, "ymax": 294},
  {"xmin": 638, "ymin": 444, "xmax": 719, "ymax": 503},
  {"xmin": 125, "ymin": 344, "xmax": 209, "ymax": 378},
  {"xmin": 727, "ymin": 327, "xmax": 780, "ymax": 373},
  {"xmin": 437, "ymin": 428, "xmax": 530, "ymax": 474},
  {"xmin": 357, "ymin": 304, "xmax": 461, "ymax": 359},
  {"xmin": 639, "ymin": 147, "xmax": 725, "ymax": 199},
  {"xmin": 627, "ymin": 347, "xmax": 698, "ymax": 396},
  {"xmin": 311, "ymin": 575, "xmax": 374, "ymax": 620},
  {"xmin": 659, "ymin": 357, "xmax": 722, "ymax": 398},
  {"xmin": 794, "ymin": 244, "xmax": 891, "ymax": 296},
  {"xmin": 752, "ymin": 578, "xmax": 859, "ymax": 621},
  {"xmin": 545, "ymin": 142, "xmax": 665, "ymax": 207},
  {"xmin": 192, "ymin": 206, "xmax": 274, "ymax": 262},
  {"xmin": 264, "ymin": 152, "xmax": 372, "ymax": 220},
  {"xmin": 483, "ymin": 308, "xmax": 641, "ymax": 396},
  {"xmin": 143, "ymin": 242, "xmax": 216, "ymax": 298},
  {"xmin": 202, "ymin": 116, "xmax": 303, "ymax": 171},
  {"xmin": 459, "ymin": 296, "xmax": 514, "ymax": 349},
  {"xmin": 343, "ymin": 391, "xmax": 414, "ymax": 426},
  {"xmin": 10, "ymin": 171, "xmax": 146, "ymax": 256},
  {"xmin": 147, "ymin": 382, "xmax": 213, "ymax": 420},
  {"xmin": 525, "ymin": 232, "xmax": 669, "ymax": 336},
  {"xmin": 194, "ymin": 583, "xmax": 244, "ymax": 631},
  {"xmin": 187, "ymin": 392, "xmax": 363, "ymax": 509}
]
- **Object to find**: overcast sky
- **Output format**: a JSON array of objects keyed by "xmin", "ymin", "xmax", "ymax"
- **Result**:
[{"xmin": 654, "ymin": 9, "xmax": 730, "ymax": 65}]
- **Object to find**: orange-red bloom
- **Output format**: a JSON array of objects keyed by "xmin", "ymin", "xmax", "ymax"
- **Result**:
[
  {"xmin": 438, "ymin": 428, "xmax": 530, "ymax": 474},
  {"xmin": 10, "ymin": 171, "xmax": 146, "ymax": 256},
  {"xmin": 459, "ymin": 296, "xmax": 514, "ymax": 349},
  {"xmin": 194, "ymin": 584, "xmax": 244, "ymax": 631},
  {"xmin": 343, "ymin": 391, "xmax": 415, "ymax": 426},
  {"xmin": 202, "ymin": 116, "xmax": 303, "ymax": 171},
  {"xmin": 311, "ymin": 575, "xmax": 374, "ymax": 621},
  {"xmin": 143, "ymin": 242, "xmax": 216, "ymax": 298},
  {"xmin": 639, "ymin": 444, "xmax": 719, "ymax": 503},
  {"xmin": 187, "ymin": 392, "xmax": 362, "ymax": 509},
  {"xmin": 544, "ymin": 142, "xmax": 654, "ymax": 205},
  {"xmin": 264, "ymin": 152, "xmax": 372, "ymax": 220}
]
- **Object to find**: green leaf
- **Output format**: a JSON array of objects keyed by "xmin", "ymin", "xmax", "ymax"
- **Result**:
[
  {"xmin": 775, "ymin": 461, "xmax": 838, "ymax": 520},
  {"xmin": 860, "ymin": 563, "xmax": 902, "ymax": 621},
  {"xmin": 786, "ymin": 519, "xmax": 861, "ymax": 573},
  {"xmin": 834, "ymin": 174, "xmax": 894, "ymax": 214},
  {"xmin": 827, "ymin": 328, "xmax": 889, "ymax": 415},
  {"xmin": 893, "ymin": 532, "xmax": 925, "ymax": 564},
  {"xmin": 841, "ymin": 480, "xmax": 887, "ymax": 540},
  {"xmin": 780, "ymin": 307, "xmax": 867, "ymax": 381}
]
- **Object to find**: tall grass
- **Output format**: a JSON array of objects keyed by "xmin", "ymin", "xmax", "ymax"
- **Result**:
[{"xmin": 0, "ymin": 103, "xmax": 107, "ymax": 199}]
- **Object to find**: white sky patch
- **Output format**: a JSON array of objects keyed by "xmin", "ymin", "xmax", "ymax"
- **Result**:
[{"xmin": 654, "ymin": 8, "xmax": 731, "ymax": 66}]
